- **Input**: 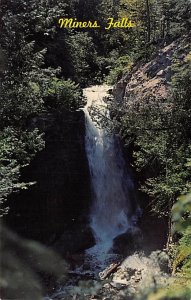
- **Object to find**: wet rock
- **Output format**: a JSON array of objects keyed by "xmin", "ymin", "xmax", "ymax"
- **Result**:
[
  {"xmin": 114, "ymin": 37, "xmax": 190, "ymax": 120},
  {"xmin": 125, "ymin": 267, "xmax": 136, "ymax": 277},
  {"xmin": 150, "ymin": 250, "xmax": 170, "ymax": 273},
  {"xmin": 113, "ymin": 227, "xmax": 142, "ymax": 255},
  {"xmin": 124, "ymin": 274, "xmax": 130, "ymax": 280},
  {"xmin": 53, "ymin": 226, "xmax": 95, "ymax": 256},
  {"xmin": 112, "ymin": 268, "xmax": 131, "ymax": 286},
  {"xmin": 103, "ymin": 283, "xmax": 111, "ymax": 289},
  {"xmin": 128, "ymin": 287, "xmax": 136, "ymax": 294},
  {"xmin": 156, "ymin": 69, "xmax": 165, "ymax": 77},
  {"xmin": 110, "ymin": 282, "xmax": 125, "ymax": 290},
  {"xmin": 112, "ymin": 278, "xmax": 130, "ymax": 286},
  {"xmin": 136, "ymin": 270, "xmax": 142, "ymax": 275}
]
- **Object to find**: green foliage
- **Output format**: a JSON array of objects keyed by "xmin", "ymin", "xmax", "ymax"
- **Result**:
[
  {"xmin": 135, "ymin": 191, "xmax": 191, "ymax": 299},
  {"xmin": 143, "ymin": 193, "xmax": 191, "ymax": 300},
  {"xmin": 2, "ymin": 0, "xmax": 189, "ymax": 89},
  {"xmin": 45, "ymin": 78, "xmax": 84, "ymax": 111},
  {"xmin": 0, "ymin": 0, "xmax": 190, "ymax": 298},
  {"xmin": 0, "ymin": 224, "xmax": 68, "ymax": 299},
  {"xmin": 0, "ymin": 0, "xmax": 85, "ymax": 216},
  {"xmin": 173, "ymin": 225, "xmax": 191, "ymax": 274},
  {"xmin": 117, "ymin": 0, "xmax": 191, "ymax": 61},
  {"xmin": 110, "ymin": 47, "xmax": 191, "ymax": 216},
  {"xmin": 172, "ymin": 190, "xmax": 191, "ymax": 233},
  {"xmin": 65, "ymin": 32, "xmax": 99, "ymax": 86},
  {"xmin": 106, "ymin": 55, "xmax": 133, "ymax": 84},
  {"xmin": 0, "ymin": 128, "xmax": 44, "ymax": 216},
  {"xmin": 171, "ymin": 190, "xmax": 191, "ymax": 292},
  {"xmin": 140, "ymin": 146, "xmax": 191, "ymax": 215},
  {"xmin": 108, "ymin": 45, "xmax": 191, "ymax": 298}
]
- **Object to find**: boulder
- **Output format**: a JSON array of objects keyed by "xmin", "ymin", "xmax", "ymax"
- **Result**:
[{"xmin": 113, "ymin": 227, "xmax": 142, "ymax": 255}]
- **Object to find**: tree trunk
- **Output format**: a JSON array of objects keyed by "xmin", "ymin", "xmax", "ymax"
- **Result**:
[{"xmin": 145, "ymin": 0, "xmax": 151, "ymax": 43}]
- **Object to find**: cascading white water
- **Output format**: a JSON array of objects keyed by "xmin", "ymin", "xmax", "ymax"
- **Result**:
[{"xmin": 83, "ymin": 86, "xmax": 135, "ymax": 264}]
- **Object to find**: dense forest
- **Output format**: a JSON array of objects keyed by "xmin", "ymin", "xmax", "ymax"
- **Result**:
[{"xmin": 0, "ymin": 0, "xmax": 191, "ymax": 299}]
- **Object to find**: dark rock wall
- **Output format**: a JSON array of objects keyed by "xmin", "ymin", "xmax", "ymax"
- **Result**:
[{"xmin": 6, "ymin": 111, "xmax": 91, "ymax": 242}]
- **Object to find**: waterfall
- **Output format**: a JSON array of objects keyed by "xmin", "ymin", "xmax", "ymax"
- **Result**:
[{"xmin": 83, "ymin": 86, "xmax": 135, "ymax": 263}]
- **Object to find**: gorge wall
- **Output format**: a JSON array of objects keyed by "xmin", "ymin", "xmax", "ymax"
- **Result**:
[
  {"xmin": 111, "ymin": 37, "xmax": 191, "ymax": 253},
  {"xmin": 113, "ymin": 36, "xmax": 190, "ymax": 103},
  {"xmin": 6, "ymin": 110, "xmax": 91, "ymax": 246}
]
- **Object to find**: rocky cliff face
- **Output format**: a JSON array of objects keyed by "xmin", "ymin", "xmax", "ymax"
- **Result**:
[
  {"xmin": 113, "ymin": 36, "xmax": 190, "ymax": 103},
  {"xmin": 6, "ymin": 110, "xmax": 91, "ymax": 246},
  {"xmin": 112, "ymin": 37, "xmax": 190, "ymax": 253}
]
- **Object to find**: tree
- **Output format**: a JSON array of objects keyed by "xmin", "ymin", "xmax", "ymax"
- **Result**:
[
  {"xmin": 109, "ymin": 50, "xmax": 191, "ymax": 216},
  {"xmin": 0, "ymin": 0, "xmax": 84, "ymax": 216}
]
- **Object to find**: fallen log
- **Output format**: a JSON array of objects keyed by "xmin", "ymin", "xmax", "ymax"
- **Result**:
[{"xmin": 99, "ymin": 262, "xmax": 121, "ymax": 280}]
